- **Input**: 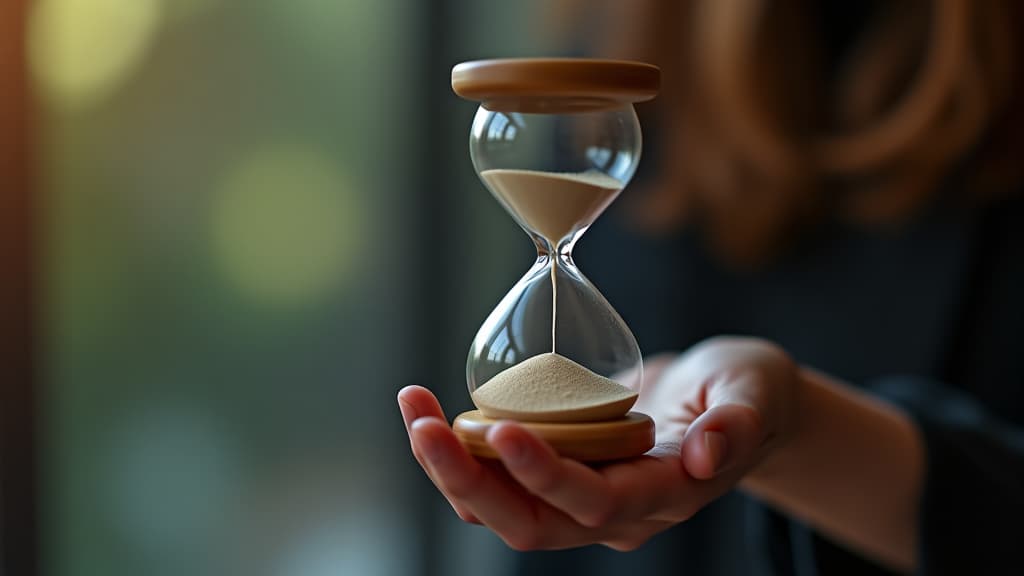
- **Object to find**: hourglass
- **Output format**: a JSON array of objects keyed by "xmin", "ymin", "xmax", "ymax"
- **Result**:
[{"xmin": 451, "ymin": 59, "xmax": 660, "ymax": 461}]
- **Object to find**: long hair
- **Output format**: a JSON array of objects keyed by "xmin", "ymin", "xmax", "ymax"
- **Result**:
[{"xmin": 551, "ymin": 0, "xmax": 1021, "ymax": 265}]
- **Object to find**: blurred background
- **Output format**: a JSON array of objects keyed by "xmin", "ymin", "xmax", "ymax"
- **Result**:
[
  {"xmin": 5, "ymin": 0, "xmax": 575, "ymax": 574},
  {"xmin": 9, "ymin": 1, "xmax": 1018, "ymax": 575}
]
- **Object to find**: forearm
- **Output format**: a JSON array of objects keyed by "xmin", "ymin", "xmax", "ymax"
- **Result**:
[{"xmin": 741, "ymin": 367, "xmax": 924, "ymax": 573}]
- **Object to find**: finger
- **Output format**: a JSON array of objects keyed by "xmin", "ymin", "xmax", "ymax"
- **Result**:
[
  {"xmin": 599, "ymin": 443, "xmax": 696, "ymax": 523},
  {"xmin": 681, "ymin": 403, "xmax": 765, "ymax": 480},
  {"xmin": 417, "ymin": 421, "xmax": 668, "ymax": 550},
  {"xmin": 411, "ymin": 417, "xmax": 559, "ymax": 548},
  {"xmin": 442, "ymin": 502, "xmax": 480, "ymax": 525},
  {"xmin": 396, "ymin": 390, "xmax": 481, "ymax": 522},
  {"xmin": 486, "ymin": 422, "xmax": 615, "ymax": 528},
  {"xmin": 397, "ymin": 385, "xmax": 446, "ymax": 429},
  {"xmin": 397, "ymin": 386, "xmax": 447, "ymax": 470},
  {"xmin": 396, "ymin": 400, "xmax": 478, "ymax": 525},
  {"xmin": 399, "ymin": 389, "xmax": 606, "ymax": 545}
]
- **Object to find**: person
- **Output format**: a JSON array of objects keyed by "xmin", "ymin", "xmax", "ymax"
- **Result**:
[{"xmin": 400, "ymin": 1, "xmax": 1023, "ymax": 574}]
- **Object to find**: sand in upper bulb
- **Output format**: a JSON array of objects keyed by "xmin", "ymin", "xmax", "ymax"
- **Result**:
[{"xmin": 480, "ymin": 169, "xmax": 622, "ymax": 245}]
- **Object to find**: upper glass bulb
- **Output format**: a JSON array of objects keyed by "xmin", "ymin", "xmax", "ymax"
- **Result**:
[{"xmin": 469, "ymin": 104, "xmax": 641, "ymax": 253}]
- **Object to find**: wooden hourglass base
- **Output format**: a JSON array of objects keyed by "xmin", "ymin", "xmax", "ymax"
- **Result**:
[{"xmin": 453, "ymin": 410, "xmax": 655, "ymax": 462}]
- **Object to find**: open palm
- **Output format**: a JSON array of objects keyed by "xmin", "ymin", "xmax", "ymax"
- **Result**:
[{"xmin": 398, "ymin": 337, "xmax": 796, "ymax": 551}]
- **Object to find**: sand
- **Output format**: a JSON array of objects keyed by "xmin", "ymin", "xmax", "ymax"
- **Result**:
[
  {"xmin": 472, "ymin": 352, "xmax": 637, "ymax": 422},
  {"xmin": 480, "ymin": 169, "xmax": 622, "ymax": 247}
]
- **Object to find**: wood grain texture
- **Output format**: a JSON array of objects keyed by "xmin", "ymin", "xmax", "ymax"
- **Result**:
[
  {"xmin": 453, "ymin": 410, "xmax": 655, "ymax": 462},
  {"xmin": 452, "ymin": 58, "xmax": 659, "ymax": 112}
]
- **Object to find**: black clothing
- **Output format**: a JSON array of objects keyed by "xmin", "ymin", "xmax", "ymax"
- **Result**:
[{"xmin": 514, "ymin": 190, "xmax": 1024, "ymax": 575}]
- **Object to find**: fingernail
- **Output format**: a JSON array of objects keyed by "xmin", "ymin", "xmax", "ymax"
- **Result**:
[
  {"xmin": 397, "ymin": 396, "xmax": 418, "ymax": 426},
  {"xmin": 704, "ymin": 431, "xmax": 728, "ymax": 473},
  {"xmin": 492, "ymin": 435, "xmax": 527, "ymax": 466}
]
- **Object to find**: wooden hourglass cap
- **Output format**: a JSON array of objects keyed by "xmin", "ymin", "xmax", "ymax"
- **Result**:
[{"xmin": 452, "ymin": 58, "xmax": 660, "ymax": 112}]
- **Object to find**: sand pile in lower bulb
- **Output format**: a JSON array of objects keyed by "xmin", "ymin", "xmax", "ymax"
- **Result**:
[{"xmin": 472, "ymin": 352, "xmax": 637, "ymax": 423}]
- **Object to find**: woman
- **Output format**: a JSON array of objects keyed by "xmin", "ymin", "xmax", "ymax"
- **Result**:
[{"xmin": 400, "ymin": 1, "xmax": 1023, "ymax": 573}]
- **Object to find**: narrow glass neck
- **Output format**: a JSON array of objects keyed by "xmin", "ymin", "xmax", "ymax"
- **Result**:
[{"xmin": 532, "ymin": 227, "xmax": 586, "ymax": 258}]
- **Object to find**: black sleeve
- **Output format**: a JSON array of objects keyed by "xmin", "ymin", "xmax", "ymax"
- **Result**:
[{"xmin": 870, "ymin": 376, "xmax": 1024, "ymax": 575}]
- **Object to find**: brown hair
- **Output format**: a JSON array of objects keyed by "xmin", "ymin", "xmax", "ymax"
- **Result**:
[{"xmin": 550, "ymin": 0, "xmax": 1022, "ymax": 265}]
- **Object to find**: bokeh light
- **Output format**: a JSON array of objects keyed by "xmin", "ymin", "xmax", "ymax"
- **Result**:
[
  {"xmin": 210, "ymin": 144, "xmax": 362, "ymax": 309},
  {"xmin": 28, "ymin": 0, "xmax": 162, "ymax": 110}
]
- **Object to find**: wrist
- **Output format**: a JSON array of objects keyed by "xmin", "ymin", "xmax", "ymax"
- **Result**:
[{"xmin": 734, "ymin": 366, "xmax": 923, "ymax": 571}]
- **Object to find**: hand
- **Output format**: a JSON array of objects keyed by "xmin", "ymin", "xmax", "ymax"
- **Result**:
[{"xmin": 397, "ymin": 336, "xmax": 799, "ymax": 551}]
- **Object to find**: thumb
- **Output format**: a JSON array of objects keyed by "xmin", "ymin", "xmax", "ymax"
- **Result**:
[
  {"xmin": 680, "ymin": 401, "xmax": 767, "ymax": 481},
  {"xmin": 672, "ymin": 338, "xmax": 795, "ymax": 480}
]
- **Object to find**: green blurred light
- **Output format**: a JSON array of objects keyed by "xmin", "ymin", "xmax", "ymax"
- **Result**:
[
  {"xmin": 210, "ymin": 145, "xmax": 362, "ymax": 309},
  {"xmin": 162, "ymin": 0, "xmax": 223, "ymax": 23},
  {"xmin": 267, "ymin": 0, "xmax": 376, "ymax": 54}
]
